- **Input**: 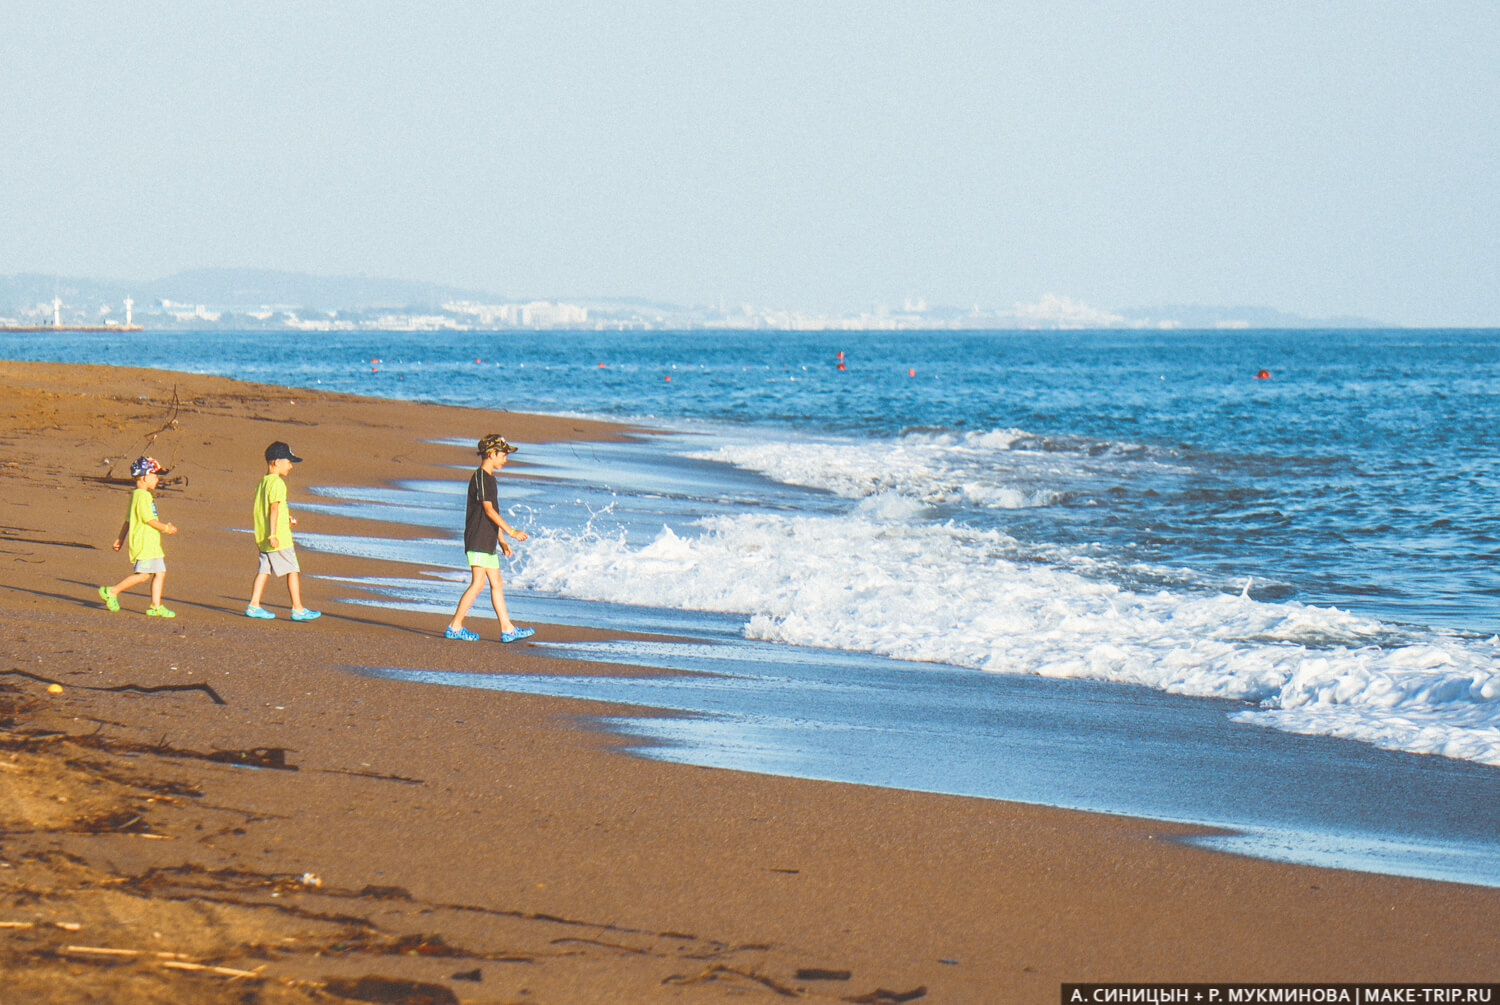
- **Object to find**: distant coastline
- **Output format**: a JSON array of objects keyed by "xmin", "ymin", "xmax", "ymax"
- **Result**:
[
  {"xmin": 0, "ymin": 324, "xmax": 142, "ymax": 333},
  {"xmin": 1, "ymin": 267, "xmax": 1396, "ymax": 332}
]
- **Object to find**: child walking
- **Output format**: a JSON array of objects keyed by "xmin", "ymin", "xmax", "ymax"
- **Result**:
[
  {"xmin": 446, "ymin": 433, "xmax": 534, "ymax": 642},
  {"xmin": 245, "ymin": 441, "xmax": 321, "ymax": 622},
  {"xmin": 99, "ymin": 456, "xmax": 178, "ymax": 617}
]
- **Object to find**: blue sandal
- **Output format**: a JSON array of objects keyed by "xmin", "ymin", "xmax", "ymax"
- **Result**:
[{"xmin": 500, "ymin": 626, "xmax": 535, "ymax": 643}]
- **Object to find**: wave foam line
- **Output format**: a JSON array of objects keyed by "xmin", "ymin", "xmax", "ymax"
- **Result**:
[
  {"xmin": 684, "ymin": 427, "xmax": 1183, "ymax": 511},
  {"xmin": 512, "ymin": 510, "xmax": 1500, "ymax": 766}
]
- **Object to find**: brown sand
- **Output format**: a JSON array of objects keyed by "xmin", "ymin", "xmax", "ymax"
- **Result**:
[{"xmin": 0, "ymin": 359, "xmax": 1496, "ymax": 1003}]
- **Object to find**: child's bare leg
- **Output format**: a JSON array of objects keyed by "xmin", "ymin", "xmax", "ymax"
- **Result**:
[
  {"xmin": 486, "ymin": 567, "xmax": 515, "ymax": 634},
  {"xmin": 109, "ymin": 572, "xmax": 151, "ymax": 597},
  {"xmin": 149, "ymin": 571, "xmax": 165, "ymax": 607},
  {"xmin": 449, "ymin": 567, "xmax": 485, "ymax": 629},
  {"xmin": 249, "ymin": 572, "xmax": 271, "ymax": 608},
  {"xmin": 286, "ymin": 571, "xmax": 304, "ymax": 610}
]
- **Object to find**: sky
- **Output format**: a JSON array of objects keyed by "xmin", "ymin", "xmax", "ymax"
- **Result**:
[{"xmin": 3, "ymin": 1, "xmax": 1497, "ymax": 324}]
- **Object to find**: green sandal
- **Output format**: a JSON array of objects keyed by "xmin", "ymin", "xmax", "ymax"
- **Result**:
[
  {"xmin": 98, "ymin": 585, "xmax": 120, "ymax": 612},
  {"xmin": 146, "ymin": 604, "xmax": 176, "ymax": 618}
]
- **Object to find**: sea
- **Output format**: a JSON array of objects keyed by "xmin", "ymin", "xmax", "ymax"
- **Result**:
[{"xmin": 6, "ymin": 327, "xmax": 1500, "ymax": 885}]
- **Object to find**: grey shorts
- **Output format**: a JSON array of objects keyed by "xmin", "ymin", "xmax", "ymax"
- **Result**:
[
  {"xmin": 257, "ymin": 547, "xmax": 300, "ymax": 577},
  {"xmin": 133, "ymin": 557, "xmax": 166, "ymax": 574}
]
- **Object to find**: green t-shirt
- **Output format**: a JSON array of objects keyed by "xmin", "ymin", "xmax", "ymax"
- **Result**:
[
  {"xmin": 126, "ymin": 488, "xmax": 165, "ymax": 562},
  {"xmin": 252, "ymin": 472, "xmax": 292, "ymax": 552}
]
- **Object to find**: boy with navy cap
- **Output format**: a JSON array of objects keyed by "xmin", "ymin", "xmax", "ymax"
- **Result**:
[{"xmin": 245, "ymin": 441, "xmax": 320, "ymax": 621}]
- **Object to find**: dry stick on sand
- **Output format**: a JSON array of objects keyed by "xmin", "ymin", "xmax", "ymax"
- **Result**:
[{"xmin": 95, "ymin": 384, "xmax": 184, "ymax": 483}]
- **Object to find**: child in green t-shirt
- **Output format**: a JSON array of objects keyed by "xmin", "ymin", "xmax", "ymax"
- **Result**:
[
  {"xmin": 99, "ymin": 456, "xmax": 178, "ymax": 617},
  {"xmin": 245, "ymin": 441, "xmax": 320, "ymax": 622}
]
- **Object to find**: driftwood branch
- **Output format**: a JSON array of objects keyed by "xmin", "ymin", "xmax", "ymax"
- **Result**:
[{"xmin": 0, "ymin": 669, "xmax": 225, "ymax": 706}]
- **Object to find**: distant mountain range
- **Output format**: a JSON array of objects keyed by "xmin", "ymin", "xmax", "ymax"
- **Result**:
[{"xmin": 0, "ymin": 268, "xmax": 1391, "ymax": 329}]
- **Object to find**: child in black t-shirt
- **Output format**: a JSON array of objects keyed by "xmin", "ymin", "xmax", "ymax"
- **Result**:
[{"xmin": 445, "ymin": 434, "xmax": 534, "ymax": 642}]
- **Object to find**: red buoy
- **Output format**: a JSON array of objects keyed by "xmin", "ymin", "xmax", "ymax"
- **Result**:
[{"xmin": 1256, "ymin": 369, "xmax": 1271, "ymax": 379}]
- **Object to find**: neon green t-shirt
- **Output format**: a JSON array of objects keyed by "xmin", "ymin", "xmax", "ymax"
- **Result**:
[
  {"xmin": 252, "ymin": 473, "xmax": 292, "ymax": 552},
  {"xmin": 126, "ymin": 488, "xmax": 165, "ymax": 562}
]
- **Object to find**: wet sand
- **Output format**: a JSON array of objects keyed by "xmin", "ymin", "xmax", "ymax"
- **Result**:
[{"xmin": 1, "ymin": 359, "xmax": 1496, "ymax": 1003}]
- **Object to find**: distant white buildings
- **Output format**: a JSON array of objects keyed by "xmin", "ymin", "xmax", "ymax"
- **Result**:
[
  {"xmin": 7, "ymin": 289, "xmax": 1271, "ymax": 332},
  {"xmin": 1010, "ymin": 293, "xmax": 1127, "ymax": 329},
  {"xmin": 159, "ymin": 299, "xmax": 222, "ymax": 322},
  {"xmin": 445, "ymin": 300, "xmax": 588, "ymax": 328}
]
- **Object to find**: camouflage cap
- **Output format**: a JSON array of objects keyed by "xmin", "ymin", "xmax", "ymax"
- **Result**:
[{"xmin": 477, "ymin": 434, "xmax": 518, "ymax": 456}]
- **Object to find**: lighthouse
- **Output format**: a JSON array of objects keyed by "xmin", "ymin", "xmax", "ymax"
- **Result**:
[
  {"xmin": 125, "ymin": 297, "xmax": 134, "ymax": 327},
  {"xmin": 53, "ymin": 297, "xmax": 62, "ymax": 328}
]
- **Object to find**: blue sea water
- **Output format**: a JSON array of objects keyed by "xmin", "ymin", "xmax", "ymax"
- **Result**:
[
  {"xmin": 7, "ymin": 327, "xmax": 1500, "ymax": 883},
  {"xmin": 12, "ymin": 327, "xmax": 1497, "ymax": 633}
]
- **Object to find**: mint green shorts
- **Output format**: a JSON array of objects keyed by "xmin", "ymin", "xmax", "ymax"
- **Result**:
[{"xmin": 465, "ymin": 550, "xmax": 500, "ymax": 569}]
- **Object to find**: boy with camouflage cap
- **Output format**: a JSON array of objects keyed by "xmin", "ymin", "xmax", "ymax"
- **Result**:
[{"xmin": 445, "ymin": 433, "xmax": 534, "ymax": 643}]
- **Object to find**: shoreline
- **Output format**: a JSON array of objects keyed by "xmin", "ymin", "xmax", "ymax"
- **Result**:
[{"xmin": 2, "ymin": 359, "xmax": 1497, "ymax": 1001}]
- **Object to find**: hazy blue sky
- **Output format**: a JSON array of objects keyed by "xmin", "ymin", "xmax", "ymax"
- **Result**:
[{"xmin": 3, "ymin": 2, "xmax": 1497, "ymax": 323}]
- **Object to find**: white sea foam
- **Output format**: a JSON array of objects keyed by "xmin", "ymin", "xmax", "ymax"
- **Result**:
[
  {"xmin": 512, "ymin": 507, "xmax": 1500, "ymax": 766},
  {"xmin": 685, "ymin": 429, "xmax": 1078, "ymax": 509}
]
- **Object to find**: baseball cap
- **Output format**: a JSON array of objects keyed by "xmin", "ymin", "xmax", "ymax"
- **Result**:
[
  {"xmin": 476, "ymin": 434, "xmax": 518, "ymax": 456},
  {"xmin": 265, "ymin": 441, "xmax": 303, "ymax": 463},
  {"xmin": 129, "ymin": 456, "xmax": 160, "ymax": 478}
]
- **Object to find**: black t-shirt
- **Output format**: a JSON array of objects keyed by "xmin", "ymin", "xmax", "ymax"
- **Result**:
[{"xmin": 463, "ymin": 467, "xmax": 500, "ymax": 554}]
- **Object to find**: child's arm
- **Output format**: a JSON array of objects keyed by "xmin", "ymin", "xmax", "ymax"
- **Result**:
[
  {"xmin": 146, "ymin": 515, "xmax": 178, "ymax": 536},
  {"xmin": 266, "ymin": 499, "xmax": 281, "ymax": 551},
  {"xmin": 482, "ymin": 502, "xmax": 528, "ymax": 557},
  {"xmin": 113, "ymin": 518, "xmax": 129, "ymax": 552}
]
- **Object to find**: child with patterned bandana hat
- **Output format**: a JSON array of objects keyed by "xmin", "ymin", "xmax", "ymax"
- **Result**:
[{"xmin": 99, "ymin": 456, "xmax": 178, "ymax": 617}]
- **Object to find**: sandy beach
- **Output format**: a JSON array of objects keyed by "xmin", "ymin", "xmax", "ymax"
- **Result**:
[{"xmin": 1, "ymin": 359, "xmax": 1497, "ymax": 1004}]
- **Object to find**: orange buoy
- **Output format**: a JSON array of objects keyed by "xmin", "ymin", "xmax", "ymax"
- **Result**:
[
  {"xmin": 1256, "ymin": 369, "xmax": 1271, "ymax": 379},
  {"xmin": 908, "ymin": 368, "xmax": 916, "ymax": 377}
]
